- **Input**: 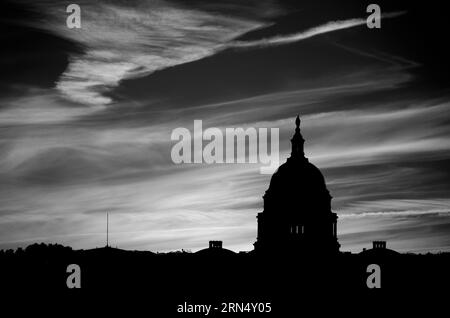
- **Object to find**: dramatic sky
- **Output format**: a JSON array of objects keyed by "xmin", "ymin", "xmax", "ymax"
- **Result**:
[{"xmin": 1, "ymin": 0, "xmax": 449, "ymax": 253}]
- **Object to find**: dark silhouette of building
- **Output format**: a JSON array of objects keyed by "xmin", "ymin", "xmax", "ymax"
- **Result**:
[
  {"xmin": 195, "ymin": 240, "xmax": 236, "ymax": 256},
  {"xmin": 360, "ymin": 240, "xmax": 399, "ymax": 257},
  {"xmin": 254, "ymin": 116, "xmax": 340, "ymax": 254}
]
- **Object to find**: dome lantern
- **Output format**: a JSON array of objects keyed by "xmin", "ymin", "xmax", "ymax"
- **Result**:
[{"xmin": 290, "ymin": 115, "xmax": 305, "ymax": 160}]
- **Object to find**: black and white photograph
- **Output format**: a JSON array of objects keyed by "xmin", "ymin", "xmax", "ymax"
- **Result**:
[{"xmin": 1, "ymin": 0, "xmax": 449, "ymax": 314}]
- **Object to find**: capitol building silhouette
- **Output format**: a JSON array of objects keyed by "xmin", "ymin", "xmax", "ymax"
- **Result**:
[
  {"xmin": 1, "ymin": 116, "xmax": 449, "ymax": 300},
  {"xmin": 254, "ymin": 116, "xmax": 340, "ymax": 255}
]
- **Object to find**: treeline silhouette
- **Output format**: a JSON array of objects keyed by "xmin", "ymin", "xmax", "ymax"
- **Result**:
[
  {"xmin": 1, "ymin": 242, "xmax": 449, "ymax": 315},
  {"xmin": 1, "ymin": 242, "xmax": 450, "ymax": 293}
]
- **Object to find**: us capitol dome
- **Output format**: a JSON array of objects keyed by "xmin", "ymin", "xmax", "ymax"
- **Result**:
[{"xmin": 254, "ymin": 116, "xmax": 340, "ymax": 254}]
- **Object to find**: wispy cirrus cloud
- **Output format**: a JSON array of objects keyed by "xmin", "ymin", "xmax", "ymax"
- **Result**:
[
  {"xmin": 339, "ymin": 212, "xmax": 450, "ymax": 253},
  {"xmin": 339, "ymin": 199, "xmax": 450, "ymax": 218},
  {"xmin": 17, "ymin": 1, "xmax": 406, "ymax": 107},
  {"xmin": 228, "ymin": 11, "xmax": 407, "ymax": 48},
  {"xmin": 25, "ymin": 0, "xmax": 269, "ymax": 106}
]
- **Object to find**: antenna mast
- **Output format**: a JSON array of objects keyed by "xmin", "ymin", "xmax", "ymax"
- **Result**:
[{"xmin": 106, "ymin": 212, "xmax": 109, "ymax": 247}]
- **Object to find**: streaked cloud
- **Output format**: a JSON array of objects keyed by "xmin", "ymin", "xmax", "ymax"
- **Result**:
[
  {"xmin": 13, "ymin": 1, "xmax": 406, "ymax": 107},
  {"xmin": 24, "ymin": 0, "xmax": 268, "ymax": 105},
  {"xmin": 229, "ymin": 11, "xmax": 406, "ymax": 48},
  {"xmin": 339, "ymin": 212, "xmax": 450, "ymax": 253}
]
